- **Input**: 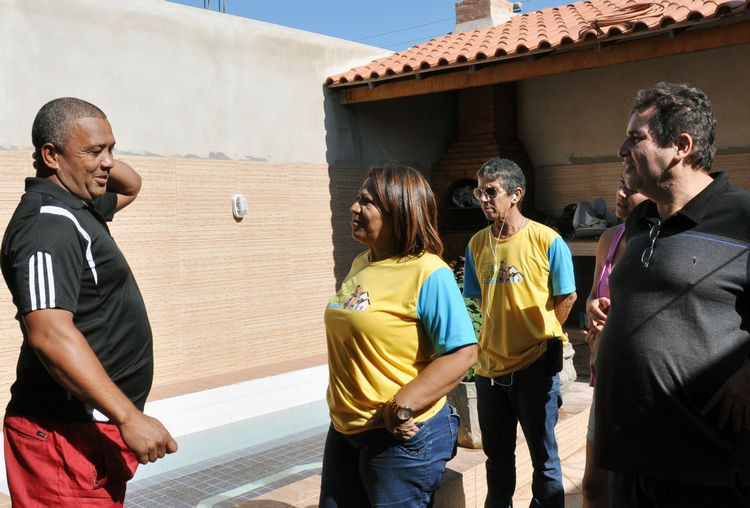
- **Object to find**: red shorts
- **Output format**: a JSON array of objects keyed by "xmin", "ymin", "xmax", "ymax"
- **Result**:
[{"xmin": 4, "ymin": 415, "xmax": 139, "ymax": 507}]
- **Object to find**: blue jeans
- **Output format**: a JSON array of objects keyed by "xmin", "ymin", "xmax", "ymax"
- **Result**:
[
  {"xmin": 476, "ymin": 359, "xmax": 564, "ymax": 508},
  {"xmin": 319, "ymin": 402, "xmax": 459, "ymax": 507}
]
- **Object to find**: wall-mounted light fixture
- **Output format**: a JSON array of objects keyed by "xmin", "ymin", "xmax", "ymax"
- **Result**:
[{"xmin": 232, "ymin": 194, "xmax": 248, "ymax": 219}]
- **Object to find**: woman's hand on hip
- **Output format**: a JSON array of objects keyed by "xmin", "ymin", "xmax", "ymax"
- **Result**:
[{"xmin": 382, "ymin": 402, "xmax": 420, "ymax": 442}]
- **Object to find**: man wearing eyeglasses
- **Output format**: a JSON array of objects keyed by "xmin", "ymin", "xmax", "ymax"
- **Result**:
[
  {"xmin": 594, "ymin": 82, "xmax": 750, "ymax": 507},
  {"xmin": 463, "ymin": 158, "xmax": 576, "ymax": 507}
]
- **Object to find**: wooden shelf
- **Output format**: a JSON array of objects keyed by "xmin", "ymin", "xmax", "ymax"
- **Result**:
[{"xmin": 566, "ymin": 240, "xmax": 598, "ymax": 257}]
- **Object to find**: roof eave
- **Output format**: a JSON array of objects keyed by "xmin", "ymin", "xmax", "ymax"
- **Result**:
[{"xmin": 327, "ymin": 12, "xmax": 750, "ymax": 102}]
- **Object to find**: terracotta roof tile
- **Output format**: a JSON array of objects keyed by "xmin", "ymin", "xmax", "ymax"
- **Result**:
[{"xmin": 327, "ymin": 0, "xmax": 749, "ymax": 86}]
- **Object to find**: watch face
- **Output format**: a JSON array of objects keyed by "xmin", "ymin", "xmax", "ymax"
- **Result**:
[{"xmin": 396, "ymin": 407, "xmax": 412, "ymax": 421}]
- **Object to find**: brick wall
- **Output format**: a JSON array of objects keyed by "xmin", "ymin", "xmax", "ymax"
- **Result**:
[
  {"xmin": 455, "ymin": 0, "xmax": 513, "ymax": 31},
  {"xmin": 456, "ymin": 0, "xmax": 493, "ymax": 25},
  {"xmin": 0, "ymin": 152, "xmax": 368, "ymax": 409}
]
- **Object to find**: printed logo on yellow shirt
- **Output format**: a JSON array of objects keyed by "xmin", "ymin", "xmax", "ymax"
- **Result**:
[
  {"xmin": 327, "ymin": 282, "xmax": 371, "ymax": 310},
  {"xmin": 480, "ymin": 261, "xmax": 524, "ymax": 284}
]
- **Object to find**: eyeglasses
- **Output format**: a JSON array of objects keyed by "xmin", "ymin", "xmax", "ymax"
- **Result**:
[
  {"xmin": 473, "ymin": 187, "xmax": 500, "ymax": 200},
  {"xmin": 641, "ymin": 219, "xmax": 662, "ymax": 268}
]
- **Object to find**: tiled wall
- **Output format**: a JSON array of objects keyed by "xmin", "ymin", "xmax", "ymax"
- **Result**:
[{"xmin": 0, "ymin": 152, "xmax": 368, "ymax": 410}]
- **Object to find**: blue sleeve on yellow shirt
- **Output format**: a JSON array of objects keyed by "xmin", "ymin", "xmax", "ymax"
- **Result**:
[
  {"xmin": 417, "ymin": 267, "xmax": 477, "ymax": 356},
  {"xmin": 547, "ymin": 236, "xmax": 576, "ymax": 296},
  {"xmin": 462, "ymin": 245, "xmax": 481, "ymax": 299}
]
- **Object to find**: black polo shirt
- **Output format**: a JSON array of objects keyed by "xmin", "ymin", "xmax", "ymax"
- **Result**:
[
  {"xmin": 594, "ymin": 172, "xmax": 750, "ymax": 486},
  {"xmin": 1, "ymin": 178, "xmax": 153, "ymax": 421}
]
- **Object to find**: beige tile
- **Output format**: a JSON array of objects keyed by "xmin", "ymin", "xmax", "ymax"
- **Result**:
[
  {"xmin": 247, "ymin": 474, "xmax": 322, "ymax": 507},
  {"xmin": 514, "ymin": 485, "xmax": 584, "ymax": 507},
  {"xmin": 563, "ymin": 473, "xmax": 581, "ymax": 494},
  {"xmin": 434, "ymin": 469, "xmax": 468, "ymax": 507},
  {"xmin": 514, "ymin": 495, "xmax": 534, "ymax": 506},
  {"xmin": 560, "ymin": 383, "xmax": 594, "ymax": 415},
  {"xmin": 562, "ymin": 457, "xmax": 588, "ymax": 486},
  {"xmin": 564, "ymin": 446, "xmax": 587, "ymax": 466},
  {"xmin": 514, "ymin": 477, "xmax": 534, "ymax": 500},
  {"xmin": 566, "ymin": 492, "xmax": 585, "ymax": 508},
  {"xmin": 448, "ymin": 447, "xmax": 486, "ymax": 472}
]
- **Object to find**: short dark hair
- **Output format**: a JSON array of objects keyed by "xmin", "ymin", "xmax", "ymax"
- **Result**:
[
  {"xmin": 477, "ymin": 158, "xmax": 526, "ymax": 201},
  {"xmin": 364, "ymin": 166, "xmax": 443, "ymax": 258},
  {"xmin": 631, "ymin": 82, "xmax": 716, "ymax": 171},
  {"xmin": 32, "ymin": 98, "xmax": 106, "ymax": 163}
]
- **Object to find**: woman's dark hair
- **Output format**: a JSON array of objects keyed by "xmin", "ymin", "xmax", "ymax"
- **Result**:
[{"xmin": 364, "ymin": 166, "xmax": 443, "ymax": 258}]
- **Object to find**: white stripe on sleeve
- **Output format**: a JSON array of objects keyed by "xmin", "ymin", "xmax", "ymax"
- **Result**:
[
  {"xmin": 27, "ymin": 252, "xmax": 56, "ymax": 310},
  {"xmin": 28, "ymin": 255, "xmax": 37, "ymax": 311},
  {"xmin": 45, "ymin": 253, "xmax": 55, "ymax": 308},
  {"xmin": 36, "ymin": 252, "xmax": 46, "ymax": 308}
]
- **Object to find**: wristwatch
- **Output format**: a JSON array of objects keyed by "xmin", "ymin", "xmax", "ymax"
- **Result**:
[{"xmin": 390, "ymin": 399, "xmax": 413, "ymax": 423}]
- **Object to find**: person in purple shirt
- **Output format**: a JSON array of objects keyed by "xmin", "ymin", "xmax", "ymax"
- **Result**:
[{"xmin": 582, "ymin": 176, "xmax": 646, "ymax": 508}]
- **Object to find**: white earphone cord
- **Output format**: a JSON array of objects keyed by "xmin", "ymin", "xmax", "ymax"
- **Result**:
[{"xmin": 482, "ymin": 198, "xmax": 515, "ymax": 332}]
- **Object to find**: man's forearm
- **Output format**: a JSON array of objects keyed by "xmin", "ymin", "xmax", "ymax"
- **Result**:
[
  {"xmin": 25, "ymin": 309, "xmax": 140, "ymax": 425},
  {"xmin": 554, "ymin": 292, "xmax": 577, "ymax": 325},
  {"xmin": 108, "ymin": 159, "xmax": 141, "ymax": 196},
  {"xmin": 108, "ymin": 159, "xmax": 142, "ymax": 211}
]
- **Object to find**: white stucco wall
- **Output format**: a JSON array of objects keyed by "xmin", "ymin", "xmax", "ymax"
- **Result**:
[
  {"xmin": 0, "ymin": 0, "xmax": 386, "ymax": 164},
  {"xmin": 518, "ymin": 44, "xmax": 750, "ymax": 168}
]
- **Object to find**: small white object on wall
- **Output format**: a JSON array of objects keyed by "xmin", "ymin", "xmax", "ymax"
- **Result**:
[{"xmin": 232, "ymin": 194, "xmax": 248, "ymax": 219}]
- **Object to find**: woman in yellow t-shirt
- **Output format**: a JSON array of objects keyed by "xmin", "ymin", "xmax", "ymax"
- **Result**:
[{"xmin": 319, "ymin": 166, "xmax": 478, "ymax": 507}]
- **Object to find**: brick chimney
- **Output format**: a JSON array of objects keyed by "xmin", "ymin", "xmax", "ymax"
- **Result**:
[{"xmin": 454, "ymin": 0, "xmax": 514, "ymax": 33}]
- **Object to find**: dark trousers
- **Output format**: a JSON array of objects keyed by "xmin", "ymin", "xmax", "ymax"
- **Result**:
[
  {"xmin": 610, "ymin": 472, "xmax": 750, "ymax": 508},
  {"xmin": 475, "ymin": 360, "xmax": 564, "ymax": 508}
]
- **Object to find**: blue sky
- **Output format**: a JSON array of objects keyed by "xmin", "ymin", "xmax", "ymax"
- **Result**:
[{"xmin": 167, "ymin": 0, "xmax": 571, "ymax": 51}]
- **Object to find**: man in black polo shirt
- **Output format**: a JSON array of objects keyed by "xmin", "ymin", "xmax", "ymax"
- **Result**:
[
  {"xmin": 594, "ymin": 82, "xmax": 750, "ymax": 506},
  {"xmin": 2, "ymin": 98, "xmax": 177, "ymax": 506}
]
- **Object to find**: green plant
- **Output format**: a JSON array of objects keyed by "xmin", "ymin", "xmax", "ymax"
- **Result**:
[{"xmin": 448, "ymin": 256, "xmax": 482, "ymax": 381}]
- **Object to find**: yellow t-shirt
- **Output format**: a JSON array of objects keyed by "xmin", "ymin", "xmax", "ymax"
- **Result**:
[
  {"xmin": 463, "ymin": 221, "xmax": 575, "ymax": 377},
  {"xmin": 325, "ymin": 251, "xmax": 477, "ymax": 434}
]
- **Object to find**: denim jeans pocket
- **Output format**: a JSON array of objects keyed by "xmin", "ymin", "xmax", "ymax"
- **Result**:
[
  {"xmin": 448, "ymin": 405, "xmax": 459, "ymax": 439},
  {"xmin": 399, "ymin": 421, "xmax": 432, "ymax": 458}
]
